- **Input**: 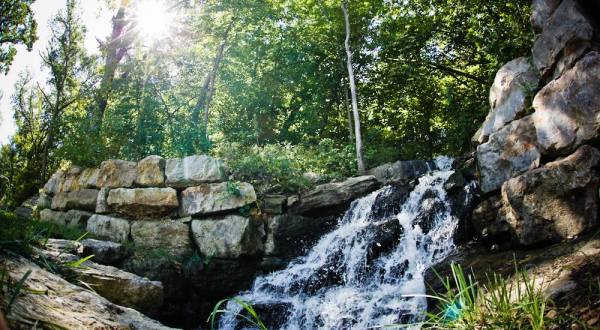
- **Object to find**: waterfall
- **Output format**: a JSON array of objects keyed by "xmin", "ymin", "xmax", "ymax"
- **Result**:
[{"xmin": 220, "ymin": 156, "xmax": 460, "ymax": 329}]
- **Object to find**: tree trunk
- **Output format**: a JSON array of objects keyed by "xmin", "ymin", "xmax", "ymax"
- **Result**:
[
  {"xmin": 342, "ymin": 76, "xmax": 354, "ymax": 144},
  {"xmin": 341, "ymin": 1, "xmax": 366, "ymax": 174}
]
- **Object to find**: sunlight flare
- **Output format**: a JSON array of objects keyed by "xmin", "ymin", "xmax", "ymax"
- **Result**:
[{"xmin": 134, "ymin": 0, "xmax": 175, "ymax": 41}]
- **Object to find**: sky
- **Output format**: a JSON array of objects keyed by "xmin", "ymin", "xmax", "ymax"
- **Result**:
[{"xmin": 0, "ymin": 0, "xmax": 113, "ymax": 145}]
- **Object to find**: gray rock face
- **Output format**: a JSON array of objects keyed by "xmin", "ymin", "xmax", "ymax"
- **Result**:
[
  {"xmin": 86, "ymin": 214, "xmax": 131, "ymax": 243},
  {"xmin": 367, "ymin": 160, "xmax": 432, "ymax": 185},
  {"xmin": 50, "ymin": 189, "xmax": 99, "ymax": 212},
  {"xmin": 179, "ymin": 182, "xmax": 256, "ymax": 217},
  {"xmin": 532, "ymin": 0, "xmax": 593, "ymax": 79},
  {"xmin": 291, "ymin": 176, "xmax": 380, "ymax": 216},
  {"xmin": 500, "ymin": 145, "xmax": 600, "ymax": 246},
  {"xmin": 165, "ymin": 155, "xmax": 227, "ymax": 187},
  {"xmin": 471, "ymin": 195, "xmax": 514, "ymax": 248},
  {"xmin": 3, "ymin": 256, "xmax": 173, "ymax": 330},
  {"xmin": 95, "ymin": 187, "xmax": 111, "ymax": 214},
  {"xmin": 39, "ymin": 209, "xmax": 92, "ymax": 229},
  {"xmin": 80, "ymin": 238, "xmax": 129, "ymax": 265},
  {"xmin": 262, "ymin": 195, "xmax": 287, "ymax": 214},
  {"xmin": 191, "ymin": 215, "xmax": 265, "ymax": 258},
  {"xmin": 265, "ymin": 214, "xmax": 337, "ymax": 257},
  {"xmin": 533, "ymin": 51, "xmax": 600, "ymax": 156},
  {"xmin": 97, "ymin": 159, "xmax": 137, "ymax": 188},
  {"xmin": 37, "ymin": 192, "xmax": 52, "ymax": 210},
  {"xmin": 43, "ymin": 170, "xmax": 65, "ymax": 195},
  {"xmin": 38, "ymin": 249, "xmax": 164, "ymax": 315},
  {"xmin": 476, "ymin": 58, "xmax": 539, "ymax": 144},
  {"xmin": 107, "ymin": 187, "xmax": 179, "ymax": 219},
  {"xmin": 131, "ymin": 220, "xmax": 192, "ymax": 258},
  {"xmin": 477, "ymin": 116, "xmax": 541, "ymax": 193},
  {"xmin": 530, "ymin": 0, "xmax": 561, "ymax": 32},
  {"xmin": 77, "ymin": 167, "xmax": 100, "ymax": 189},
  {"xmin": 136, "ymin": 155, "xmax": 166, "ymax": 187}
]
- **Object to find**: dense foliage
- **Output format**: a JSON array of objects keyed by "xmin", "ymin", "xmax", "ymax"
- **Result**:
[
  {"xmin": 0, "ymin": 0, "xmax": 532, "ymax": 205},
  {"xmin": 0, "ymin": 0, "xmax": 37, "ymax": 74}
]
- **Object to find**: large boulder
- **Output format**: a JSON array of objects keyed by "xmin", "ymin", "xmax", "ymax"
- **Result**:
[
  {"xmin": 532, "ymin": 51, "xmax": 600, "ymax": 156},
  {"xmin": 471, "ymin": 195, "xmax": 515, "ymax": 249},
  {"xmin": 165, "ymin": 155, "xmax": 227, "ymax": 187},
  {"xmin": 476, "ymin": 116, "xmax": 541, "ymax": 193},
  {"xmin": 530, "ymin": 0, "xmax": 561, "ymax": 33},
  {"xmin": 191, "ymin": 215, "xmax": 265, "ymax": 258},
  {"xmin": 499, "ymin": 145, "xmax": 600, "ymax": 246},
  {"xmin": 80, "ymin": 238, "xmax": 129, "ymax": 265},
  {"xmin": 95, "ymin": 187, "xmax": 111, "ymax": 213},
  {"xmin": 2, "ymin": 256, "xmax": 173, "ymax": 330},
  {"xmin": 531, "ymin": 0, "xmax": 593, "ymax": 80},
  {"xmin": 131, "ymin": 220, "xmax": 192, "ymax": 258},
  {"xmin": 86, "ymin": 214, "xmax": 131, "ymax": 243},
  {"xmin": 179, "ymin": 182, "xmax": 256, "ymax": 217},
  {"xmin": 136, "ymin": 155, "xmax": 166, "ymax": 187},
  {"xmin": 367, "ymin": 160, "xmax": 432, "ymax": 185},
  {"xmin": 43, "ymin": 170, "xmax": 65, "ymax": 196},
  {"xmin": 38, "ymin": 249, "xmax": 164, "ymax": 315},
  {"xmin": 289, "ymin": 175, "xmax": 380, "ymax": 216},
  {"xmin": 39, "ymin": 209, "xmax": 92, "ymax": 229},
  {"xmin": 77, "ymin": 167, "xmax": 100, "ymax": 189},
  {"xmin": 97, "ymin": 159, "xmax": 137, "ymax": 188},
  {"xmin": 264, "ymin": 214, "xmax": 338, "ymax": 257},
  {"xmin": 475, "ymin": 57, "xmax": 539, "ymax": 144},
  {"xmin": 107, "ymin": 188, "xmax": 179, "ymax": 219},
  {"xmin": 50, "ymin": 189, "xmax": 99, "ymax": 212}
]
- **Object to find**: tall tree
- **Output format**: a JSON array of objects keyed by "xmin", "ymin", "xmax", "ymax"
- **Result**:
[
  {"xmin": 341, "ymin": 0, "xmax": 365, "ymax": 174},
  {"xmin": 0, "ymin": 0, "xmax": 37, "ymax": 74}
]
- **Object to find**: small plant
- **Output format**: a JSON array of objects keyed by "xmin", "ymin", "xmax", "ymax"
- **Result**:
[
  {"xmin": 208, "ymin": 297, "xmax": 267, "ymax": 330},
  {"xmin": 418, "ymin": 262, "xmax": 548, "ymax": 330},
  {"xmin": 226, "ymin": 181, "xmax": 243, "ymax": 197}
]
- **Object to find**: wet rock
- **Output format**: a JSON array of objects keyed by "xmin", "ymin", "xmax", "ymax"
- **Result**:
[
  {"xmin": 97, "ymin": 159, "xmax": 137, "ymax": 188},
  {"xmin": 77, "ymin": 167, "xmax": 100, "ymax": 189},
  {"xmin": 136, "ymin": 155, "xmax": 166, "ymax": 187},
  {"xmin": 532, "ymin": 51, "xmax": 600, "ymax": 156},
  {"xmin": 530, "ymin": 0, "xmax": 561, "ymax": 33},
  {"xmin": 86, "ymin": 214, "xmax": 131, "ymax": 243},
  {"xmin": 262, "ymin": 195, "xmax": 287, "ymax": 214},
  {"xmin": 38, "ymin": 249, "xmax": 164, "ymax": 315},
  {"xmin": 532, "ymin": 0, "xmax": 593, "ymax": 79},
  {"xmin": 2, "ymin": 256, "xmax": 173, "ymax": 330},
  {"xmin": 165, "ymin": 155, "xmax": 227, "ymax": 187},
  {"xmin": 39, "ymin": 209, "xmax": 92, "ymax": 229},
  {"xmin": 476, "ymin": 115, "xmax": 541, "ymax": 193},
  {"xmin": 107, "ymin": 187, "xmax": 179, "ymax": 219},
  {"xmin": 367, "ymin": 160, "xmax": 433, "ymax": 185},
  {"xmin": 471, "ymin": 195, "xmax": 515, "ymax": 248},
  {"xmin": 368, "ymin": 184, "xmax": 414, "ymax": 222},
  {"xmin": 191, "ymin": 215, "xmax": 265, "ymax": 258},
  {"xmin": 131, "ymin": 220, "xmax": 192, "ymax": 258},
  {"xmin": 475, "ymin": 57, "xmax": 539, "ymax": 144},
  {"xmin": 179, "ymin": 182, "xmax": 256, "ymax": 217},
  {"xmin": 50, "ymin": 189, "xmax": 99, "ymax": 212},
  {"xmin": 290, "ymin": 175, "xmax": 380, "ymax": 217},
  {"xmin": 500, "ymin": 145, "xmax": 600, "ymax": 246},
  {"xmin": 265, "ymin": 214, "xmax": 337, "ymax": 257}
]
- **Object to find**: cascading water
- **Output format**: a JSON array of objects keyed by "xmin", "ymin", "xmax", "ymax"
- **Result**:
[{"xmin": 220, "ymin": 156, "xmax": 462, "ymax": 329}]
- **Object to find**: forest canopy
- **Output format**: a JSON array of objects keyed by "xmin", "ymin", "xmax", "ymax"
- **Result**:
[{"xmin": 0, "ymin": 0, "xmax": 532, "ymax": 205}]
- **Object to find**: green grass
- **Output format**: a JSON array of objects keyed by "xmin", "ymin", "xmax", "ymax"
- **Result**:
[
  {"xmin": 208, "ymin": 297, "xmax": 267, "ymax": 330},
  {"xmin": 420, "ymin": 263, "xmax": 548, "ymax": 330}
]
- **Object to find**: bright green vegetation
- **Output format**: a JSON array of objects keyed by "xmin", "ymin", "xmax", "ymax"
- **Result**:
[
  {"xmin": 0, "ymin": 0, "xmax": 532, "ymax": 205},
  {"xmin": 209, "ymin": 297, "xmax": 267, "ymax": 330},
  {"xmin": 423, "ymin": 263, "xmax": 548, "ymax": 329},
  {"xmin": 0, "ymin": 0, "xmax": 37, "ymax": 74}
]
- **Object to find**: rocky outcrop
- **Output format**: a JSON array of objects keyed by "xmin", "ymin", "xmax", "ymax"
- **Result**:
[
  {"xmin": 530, "ymin": 0, "xmax": 561, "ymax": 33},
  {"xmin": 107, "ymin": 187, "xmax": 179, "ymax": 219},
  {"xmin": 86, "ymin": 214, "xmax": 131, "ymax": 243},
  {"xmin": 367, "ymin": 160, "xmax": 432, "ymax": 185},
  {"xmin": 50, "ymin": 189, "xmax": 98, "ymax": 211},
  {"xmin": 179, "ymin": 182, "xmax": 256, "ymax": 217},
  {"xmin": 95, "ymin": 187, "xmax": 110, "ymax": 213},
  {"xmin": 476, "ymin": 116, "xmax": 541, "ymax": 193},
  {"xmin": 97, "ymin": 159, "xmax": 137, "ymax": 188},
  {"xmin": 289, "ymin": 175, "xmax": 380, "ymax": 216},
  {"xmin": 499, "ymin": 145, "xmax": 600, "ymax": 246},
  {"xmin": 131, "ymin": 220, "xmax": 192, "ymax": 258},
  {"xmin": 165, "ymin": 155, "xmax": 227, "ymax": 187},
  {"xmin": 80, "ymin": 238, "xmax": 129, "ymax": 265},
  {"xmin": 532, "ymin": 51, "xmax": 600, "ymax": 156},
  {"xmin": 474, "ymin": 57, "xmax": 538, "ymax": 144},
  {"xmin": 191, "ymin": 215, "xmax": 265, "ymax": 258},
  {"xmin": 136, "ymin": 155, "xmax": 166, "ymax": 187},
  {"xmin": 39, "ymin": 209, "xmax": 92, "ymax": 229},
  {"xmin": 265, "ymin": 214, "xmax": 337, "ymax": 257},
  {"xmin": 2, "ymin": 256, "xmax": 173, "ymax": 329},
  {"xmin": 77, "ymin": 167, "xmax": 100, "ymax": 189},
  {"xmin": 532, "ymin": 0, "xmax": 593, "ymax": 80}
]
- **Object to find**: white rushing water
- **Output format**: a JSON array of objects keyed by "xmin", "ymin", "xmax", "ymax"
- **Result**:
[{"xmin": 220, "ymin": 156, "xmax": 459, "ymax": 329}]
